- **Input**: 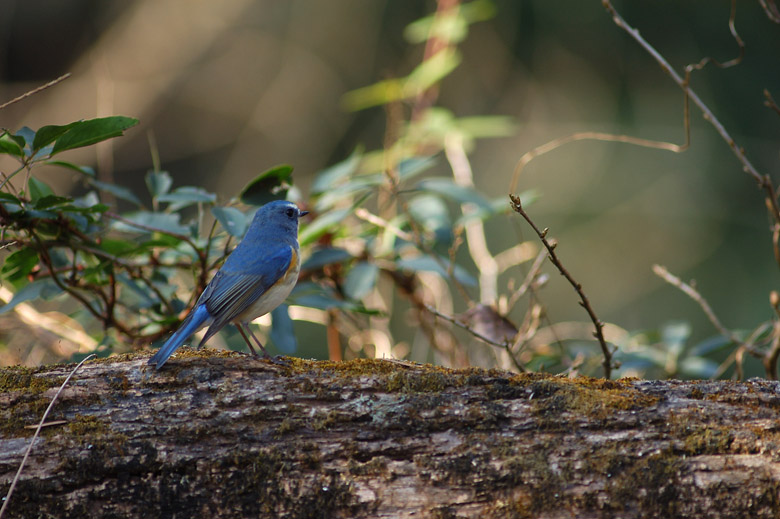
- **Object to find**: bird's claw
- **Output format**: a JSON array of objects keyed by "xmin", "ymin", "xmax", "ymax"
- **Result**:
[{"xmin": 267, "ymin": 354, "xmax": 291, "ymax": 367}]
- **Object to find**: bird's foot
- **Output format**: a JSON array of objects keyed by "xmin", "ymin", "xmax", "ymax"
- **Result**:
[{"xmin": 265, "ymin": 354, "xmax": 291, "ymax": 367}]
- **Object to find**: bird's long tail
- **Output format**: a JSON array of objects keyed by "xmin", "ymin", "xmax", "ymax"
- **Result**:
[{"xmin": 148, "ymin": 305, "xmax": 211, "ymax": 369}]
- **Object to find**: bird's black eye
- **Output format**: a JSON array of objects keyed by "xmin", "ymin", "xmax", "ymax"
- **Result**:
[{"xmin": 286, "ymin": 208, "xmax": 296, "ymax": 218}]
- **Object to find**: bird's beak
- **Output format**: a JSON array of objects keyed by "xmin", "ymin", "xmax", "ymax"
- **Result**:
[{"xmin": 299, "ymin": 210, "xmax": 310, "ymax": 217}]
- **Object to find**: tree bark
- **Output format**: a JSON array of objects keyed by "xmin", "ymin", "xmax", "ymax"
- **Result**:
[{"xmin": 2, "ymin": 349, "xmax": 780, "ymax": 518}]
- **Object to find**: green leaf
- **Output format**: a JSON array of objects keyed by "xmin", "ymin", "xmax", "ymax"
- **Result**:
[
  {"xmin": 408, "ymin": 194, "xmax": 452, "ymax": 244},
  {"xmin": 33, "ymin": 195, "xmax": 73, "ymax": 210},
  {"xmin": 0, "ymin": 279, "xmax": 61, "ymax": 314},
  {"xmin": 97, "ymin": 238, "xmax": 138, "ymax": 256},
  {"xmin": 44, "ymin": 160, "xmax": 96, "ymax": 177},
  {"xmin": 405, "ymin": 10, "xmax": 468, "ymax": 44},
  {"xmin": 406, "ymin": 48, "xmax": 461, "ymax": 93},
  {"xmin": 68, "ymin": 202, "xmax": 108, "ymax": 215},
  {"xmin": 239, "ymin": 164, "xmax": 294, "ymax": 206},
  {"xmin": 111, "ymin": 211, "xmax": 189, "ymax": 235},
  {"xmin": 311, "ymin": 146, "xmax": 363, "ymax": 195},
  {"xmin": 270, "ymin": 305, "xmax": 297, "ymax": 353},
  {"xmin": 211, "ymin": 206, "xmax": 248, "ymax": 237},
  {"xmin": 90, "ymin": 179, "xmax": 142, "ymax": 206},
  {"xmin": 27, "ymin": 177, "xmax": 54, "ymax": 201},
  {"xmin": 459, "ymin": 0, "xmax": 497, "ymax": 23},
  {"xmin": 50, "ymin": 116, "xmax": 139, "ymax": 155},
  {"xmin": 116, "ymin": 273, "xmax": 158, "ymax": 309},
  {"xmin": 298, "ymin": 208, "xmax": 350, "ymax": 247},
  {"xmin": 71, "ymin": 191, "xmax": 105, "ymax": 211},
  {"xmin": 398, "ymin": 156, "xmax": 437, "ymax": 179},
  {"xmin": 146, "ymin": 170, "xmax": 173, "ymax": 198},
  {"xmin": 289, "ymin": 282, "xmax": 379, "ymax": 314},
  {"xmin": 341, "ymin": 78, "xmax": 405, "ymax": 111},
  {"xmin": 456, "ymin": 115, "xmax": 516, "ymax": 139},
  {"xmin": 417, "ymin": 178, "xmax": 493, "ymax": 211},
  {"xmin": 0, "ymin": 192, "xmax": 21, "ymax": 204},
  {"xmin": 688, "ymin": 335, "xmax": 735, "ymax": 357},
  {"xmin": 0, "ymin": 133, "xmax": 24, "ymax": 158},
  {"xmin": 679, "ymin": 357, "xmax": 719, "ymax": 379},
  {"xmin": 32, "ymin": 122, "xmax": 80, "ymax": 153},
  {"xmin": 396, "ymin": 254, "xmax": 477, "ymax": 286},
  {"xmin": 344, "ymin": 262, "xmax": 379, "ymax": 300},
  {"xmin": 662, "ymin": 321, "xmax": 690, "ymax": 358},
  {"xmin": 14, "ymin": 127, "xmax": 35, "ymax": 154},
  {"xmin": 301, "ymin": 247, "xmax": 352, "ymax": 271},
  {"xmin": 314, "ymin": 174, "xmax": 381, "ymax": 212},
  {"xmin": 1, "ymin": 248, "xmax": 39, "ymax": 281},
  {"xmin": 157, "ymin": 186, "xmax": 216, "ymax": 211},
  {"xmin": 404, "ymin": 0, "xmax": 495, "ymax": 44}
]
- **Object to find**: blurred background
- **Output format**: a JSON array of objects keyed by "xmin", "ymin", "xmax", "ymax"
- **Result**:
[{"xmin": 1, "ymin": 0, "xmax": 779, "ymax": 377}]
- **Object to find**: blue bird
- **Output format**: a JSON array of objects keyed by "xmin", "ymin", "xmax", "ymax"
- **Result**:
[{"xmin": 148, "ymin": 200, "xmax": 308, "ymax": 369}]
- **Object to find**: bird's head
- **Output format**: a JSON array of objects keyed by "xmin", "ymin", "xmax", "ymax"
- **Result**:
[{"xmin": 247, "ymin": 200, "xmax": 308, "ymax": 239}]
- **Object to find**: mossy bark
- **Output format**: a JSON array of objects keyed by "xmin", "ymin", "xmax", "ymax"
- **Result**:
[{"xmin": 2, "ymin": 349, "xmax": 780, "ymax": 518}]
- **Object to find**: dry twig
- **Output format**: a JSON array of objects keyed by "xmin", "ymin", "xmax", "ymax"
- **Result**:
[
  {"xmin": 510, "ymin": 131, "xmax": 686, "ymax": 194},
  {"xmin": 424, "ymin": 303, "xmax": 525, "ymax": 372},
  {"xmin": 601, "ymin": 0, "xmax": 780, "ymax": 255},
  {"xmin": 0, "ymin": 73, "xmax": 71, "ymax": 111},
  {"xmin": 765, "ymin": 89, "xmax": 780, "ymax": 118},
  {"xmin": 509, "ymin": 194, "xmax": 613, "ymax": 378},
  {"xmin": 652, "ymin": 264, "xmax": 767, "ymax": 379}
]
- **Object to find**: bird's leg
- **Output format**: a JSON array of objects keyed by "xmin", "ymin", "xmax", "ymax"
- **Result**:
[
  {"xmin": 236, "ymin": 322, "xmax": 291, "ymax": 366},
  {"xmin": 235, "ymin": 323, "xmax": 263, "ymax": 357}
]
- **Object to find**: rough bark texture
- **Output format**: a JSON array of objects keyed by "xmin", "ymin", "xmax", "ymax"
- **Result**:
[{"xmin": 2, "ymin": 349, "xmax": 780, "ymax": 518}]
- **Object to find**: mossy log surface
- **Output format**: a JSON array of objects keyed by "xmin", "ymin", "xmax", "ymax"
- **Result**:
[{"xmin": 2, "ymin": 349, "xmax": 780, "ymax": 518}]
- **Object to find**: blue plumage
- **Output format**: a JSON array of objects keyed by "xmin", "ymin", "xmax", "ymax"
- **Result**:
[{"xmin": 148, "ymin": 200, "xmax": 307, "ymax": 369}]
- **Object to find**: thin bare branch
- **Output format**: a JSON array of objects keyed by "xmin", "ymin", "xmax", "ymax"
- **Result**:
[
  {"xmin": 601, "ymin": 0, "xmax": 771, "ymax": 198},
  {"xmin": 684, "ymin": 0, "xmax": 744, "ymax": 74},
  {"xmin": 506, "ymin": 247, "xmax": 548, "ymax": 312},
  {"xmin": 509, "ymin": 194, "xmax": 613, "ymax": 378},
  {"xmin": 765, "ymin": 89, "xmax": 780, "ymax": 117},
  {"xmin": 424, "ymin": 303, "xmax": 526, "ymax": 373},
  {"xmin": 510, "ymin": 131, "xmax": 685, "ymax": 194},
  {"xmin": 652, "ymin": 264, "xmax": 767, "ymax": 380},
  {"xmin": 354, "ymin": 208, "xmax": 415, "ymax": 242},
  {"xmin": 759, "ymin": 0, "xmax": 780, "ymax": 23},
  {"xmin": 764, "ymin": 291, "xmax": 780, "ymax": 379},
  {"xmin": 445, "ymin": 133, "xmax": 499, "ymax": 303},
  {"xmin": 652, "ymin": 265, "xmax": 744, "ymax": 344},
  {"xmin": 0, "ymin": 73, "xmax": 71, "ymax": 111},
  {"xmin": 711, "ymin": 322, "xmax": 772, "ymax": 380}
]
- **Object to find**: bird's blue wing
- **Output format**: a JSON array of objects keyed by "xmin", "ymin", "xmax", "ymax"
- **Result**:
[{"xmin": 199, "ymin": 245, "xmax": 292, "ymax": 338}]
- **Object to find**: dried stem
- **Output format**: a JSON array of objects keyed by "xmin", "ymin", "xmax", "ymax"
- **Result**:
[
  {"xmin": 509, "ymin": 194, "xmax": 613, "ymax": 378},
  {"xmin": 510, "ymin": 131, "xmax": 686, "ymax": 194},
  {"xmin": 354, "ymin": 208, "xmax": 415, "ymax": 242},
  {"xmin": 0, "ymin": 73, "xmax": 71, "ymax": 111},
  {"xmin": 652, "ymin": 264, "xmax": 770, "ymax": 379},
  {"xmin": 445, "ymin": 133, "xmax": 499, "ymax": 303},
  {"xmin": 652, "ymin": 265, "xmax": 741, "ymax": 345},
  {"xmin": 683, "ymin": 0, "xmax": 743, "ymax": 74},
  {"xmin": 765, "ymin": 89, "xmax": 780, "ymax": 118},
  {"xmin": 601, "ymin": 0, "xmax": 780, "ymax": 244},
  {"xmin": 711, "ymin": 322, "xmax": 771, "ymax": 380},
  {"xmin": 764, "ymin": 292, "xmax": 780, "ymax": 379},
  {"xmin": 506, "ymin": 247, "xmax": 548, "ymax": 312},
  {"xmin": 424, "ymin": 303, "xmax": 526, "ymax": 373}
]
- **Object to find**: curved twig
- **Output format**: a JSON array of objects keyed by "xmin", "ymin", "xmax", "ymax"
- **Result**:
[{"xmin": 509, "ymin": 195, "xmax": 613, "ymax": 378}]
